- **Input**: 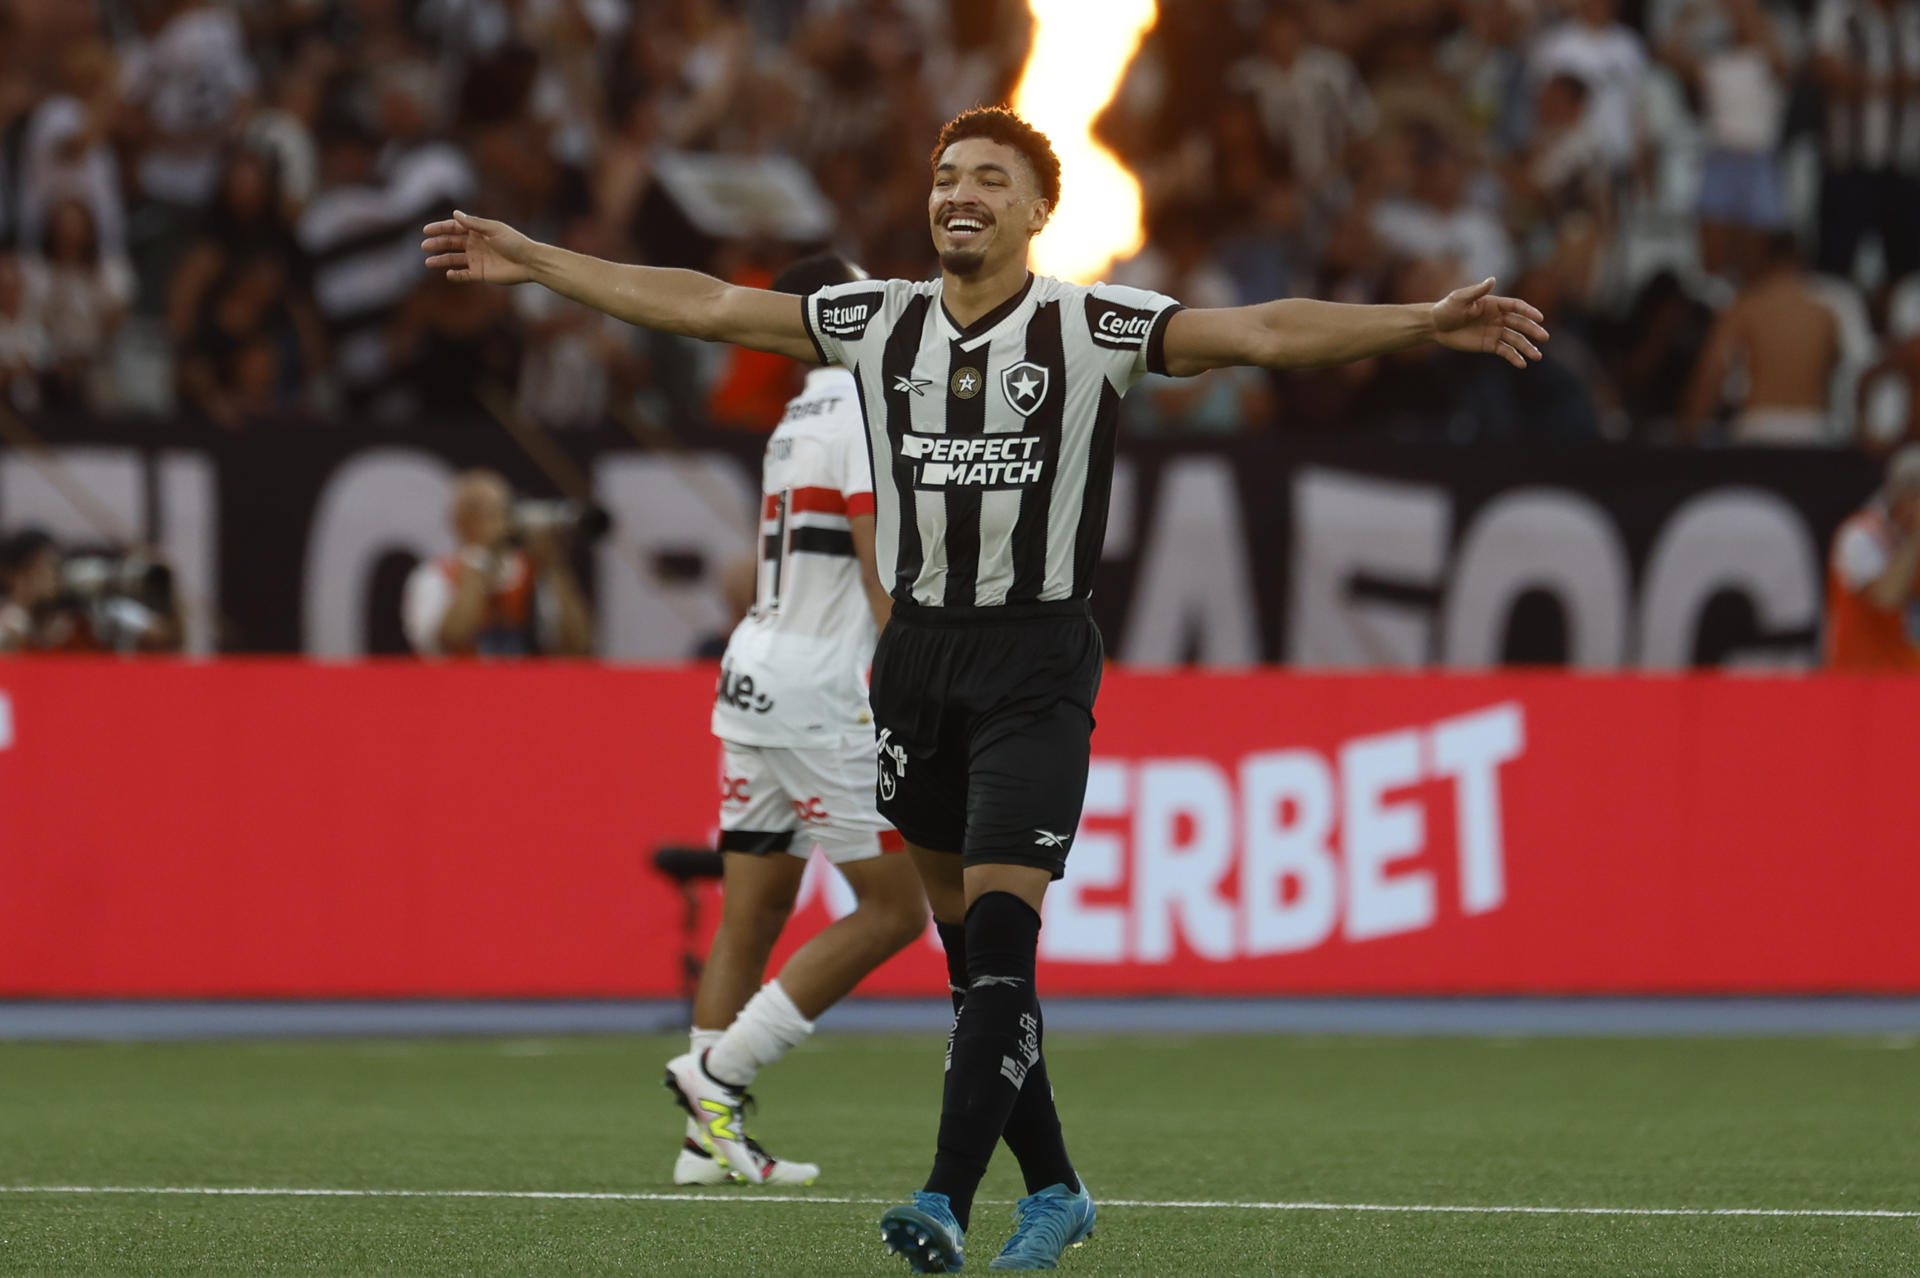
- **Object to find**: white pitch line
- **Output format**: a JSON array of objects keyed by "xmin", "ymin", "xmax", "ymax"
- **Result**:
[{"xmin": 1, "ymin": 1187, "xmax": 1916, "ymax": 1219}]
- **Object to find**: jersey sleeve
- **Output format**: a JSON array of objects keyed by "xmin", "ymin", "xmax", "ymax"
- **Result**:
[
  {"xmin": 1834, "ymin": 522, "xmax": 1889, "ymax": 592},
  {"xmin": 802, "ymin": 279, "xmax": 898, "ymax": 370},
  {"xmin": 1082, "ymin": 282, "xmax": 1186, "ymax": 392}
]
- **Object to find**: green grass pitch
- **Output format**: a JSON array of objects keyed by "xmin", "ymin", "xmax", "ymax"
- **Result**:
[{"xmin": 2, "ymin": 1032, "xmax": 1917, "ymax": 1275}]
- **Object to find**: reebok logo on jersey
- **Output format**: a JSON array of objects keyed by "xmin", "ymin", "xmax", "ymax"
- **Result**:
[
  {"xmin": 892, "ymin": 374, "xmax": 933, "ymax": 396},
  {"xmin": 817, "ymin": 291, "xmax": 882, "ymax": 340},
  {"xmin": 900, "ymin": 433, "xmax": 1046, "ymax": 489},
  {"xmin": 1086, "ymin": 297, "xmax": 1157, "ymax": 353},
  {"xmin": 1033, "ymin": 829, "xmax": 1070, "ymax": 849}
]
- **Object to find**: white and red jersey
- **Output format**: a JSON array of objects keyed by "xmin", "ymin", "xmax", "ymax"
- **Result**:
[{"xmin": 712, "ymin": 367, "xmax": 879, "ymax": 747}]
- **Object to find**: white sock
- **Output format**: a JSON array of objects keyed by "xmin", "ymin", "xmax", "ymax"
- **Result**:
[
  {"xmin": 704, "ymin": 980, "xmax": 814, "ymax": 1088},
  {"xmin": 686, "ymin": 1028, "xmax": 724, "ymax": 1142}
]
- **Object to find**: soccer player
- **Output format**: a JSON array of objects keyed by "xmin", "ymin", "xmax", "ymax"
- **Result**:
[
  {"xmin": 666, "ymin": 253, "xmax": 929, "ymax": 1188},
  {"xmin": 423, "ymin": 106, "xmax": 1546, "ymax": 1271}
]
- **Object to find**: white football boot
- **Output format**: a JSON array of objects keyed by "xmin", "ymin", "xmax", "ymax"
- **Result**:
[
  {"xmin": 664, "ymin": 1051, "xmax": 821, "ymax": 1186},
  {"xmin": 672, "ymin": 1123, "xmax": 730, "ymax": 1185}
]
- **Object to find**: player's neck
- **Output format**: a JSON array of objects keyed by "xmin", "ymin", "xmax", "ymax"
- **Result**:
[{"xmin": 941, "ymin": 257, "xmax": 1034, "ymax": 330}]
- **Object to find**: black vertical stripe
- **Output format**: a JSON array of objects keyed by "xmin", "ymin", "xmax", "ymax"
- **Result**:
[
  {"xmin": 1007, "ymin": 302, "xmax": 1066, "ymax": 603},
  {"xmin": 880, "ymin": 295, "xmax": 934, "ymax": 600},
  {"xmin": 1071, "ymin": 379, "xmax": 1124, "ymax": 599},
  {"xmin": 941, "ymin": 340, "xmax": 989, "ymax": 607}
]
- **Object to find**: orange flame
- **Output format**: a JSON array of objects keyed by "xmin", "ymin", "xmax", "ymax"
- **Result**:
[{"xmin": 1012, "ymin": 0, "xmax": 1157, "ymax": 284}]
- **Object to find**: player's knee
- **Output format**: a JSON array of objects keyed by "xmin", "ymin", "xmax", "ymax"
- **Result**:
[
  {"xmin": 719, "ymin": 890, "xmax": 797, "ymax": 953},
  {"xmin": 875, "ymin": 900, "xmax": 930, "ymax": 954},
  {"xmin": 847, "ymin": 889, "xmax": 929, "ymax": 955}
]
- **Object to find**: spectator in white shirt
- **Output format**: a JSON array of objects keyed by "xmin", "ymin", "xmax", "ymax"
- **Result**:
[
  {"xmin": 33, "ymin": 198, "xmax": 132, "ymax": 411},
  {"xmin": 119, "ymin": 0, "xmax": 257, "ymax": 210},
  {"xmin": 17, "ymin": 41, "xmax": 125, "ymax": 260},
  {"xmin": 1529, "ymin": 0, "xmax": 1649, "ymax": 173},
  {"xmin": 1659, "ymin": 0, "xmax": 1793, "ymax": 282}
]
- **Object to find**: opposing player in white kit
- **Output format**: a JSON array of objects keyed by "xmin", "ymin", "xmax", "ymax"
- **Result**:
[{"xmin": 665, "ymin": 254, "xmax": 929, "ymax": 1187}]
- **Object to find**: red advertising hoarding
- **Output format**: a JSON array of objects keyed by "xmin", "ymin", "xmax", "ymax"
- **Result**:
[{"xmin": 0, "ymin": 662, "xmax": 1913, "ymax": 996}]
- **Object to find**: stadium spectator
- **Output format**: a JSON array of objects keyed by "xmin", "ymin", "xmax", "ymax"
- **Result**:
[
  {"xmin": 1509, "ymin": 73, "xmax": 1613, "ymax": 233},
  {"xmin": 1658, "ymin": 0, "xmax": 1792, "ymax": 282},
  {"xmin": 1854, "ymin": 330, "xmax": 1920, "ymax": 453},
  {"xmin": 513, "ymin": 220, "xmax": 648, "ymax": 428},
  {"xmin": 1226, "ymin": 3, "xmax": 1376, "ymax": 199},
  {"xmin": 1369, "ymin": 130, "xmax": 1516, "ymax": 289},
  {"xmin": 1680, "ymin": 231, "xmax": 1845, "ymax": 444},
  {"xmin": 16, "ymin": 41, "xmax": 125, "ymax": 261},
  {"xmin": 296, "ymin": 109, "xmax": 473, "ymax": 415},
  {"xmin": 34, "ymin": 197, "xmax": 133, "ymax": 412},
  {"xmin": 175, "ymin": 247, "xmax": 317, "ymax": 428},
  {"xmin": 0, "ymin": 528, "xmax": 179, "ymax": 654},
  {"xmin": 0, "ymin": 251, "xmax": 49, "ymax": 414},
  {"xmin": 167, "ymin": 148, "xmax": 303, "ymax": 344},
  {"xmin": 1810, "ymin": 0, "xmax": 1920, "ymax": 284},
  {"xmin": 118, "ymin": 0, "xmax": 259, "ymax": 298},
  {"xmin": 1825, "ymin": 443, "xmax": 1920, "ymax": 669},
  {"xmin": 0, "ymin": 528, "xmax": 63, "ymax": 652},
  {"xmin": 1527, "ymin": 0, "xmax": 1649, "ymax": 175},
  {"xmin": 401, "ymin": 468, "xmax": 593, "ymax": 658},
  {"xmin": 240, "ymin": 55, "xmax": 325, "ymax": 217}
]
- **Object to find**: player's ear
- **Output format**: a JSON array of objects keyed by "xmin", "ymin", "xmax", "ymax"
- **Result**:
[{"xmin": 1029, "ymin": 199, "xmax": 1051, "ymax": 237}]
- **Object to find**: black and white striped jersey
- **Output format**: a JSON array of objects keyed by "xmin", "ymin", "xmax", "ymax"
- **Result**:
[{"xmin": 801, "ymin": 273, "xmax": 1183, "ymax": 609}]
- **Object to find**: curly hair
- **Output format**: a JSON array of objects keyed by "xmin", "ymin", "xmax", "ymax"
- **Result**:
[{"xmin": 929, "ymin": 107, "xmax": 1062, "ymax": 212}]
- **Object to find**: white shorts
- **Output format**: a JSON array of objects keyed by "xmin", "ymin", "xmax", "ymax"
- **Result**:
[{"xmin": 717, "ymin": 737, "xmax": 902, "ymax": 865}]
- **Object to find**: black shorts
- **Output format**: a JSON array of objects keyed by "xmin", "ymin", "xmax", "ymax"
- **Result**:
[{"xmin": 869, "ymin": 599, "xmax": 1102, "ymax": 879}]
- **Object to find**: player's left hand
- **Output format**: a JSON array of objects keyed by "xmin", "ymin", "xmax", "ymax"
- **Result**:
[{"xmin": 1431, "ymin": 278, "xmax": 1549, "ymax": 369}]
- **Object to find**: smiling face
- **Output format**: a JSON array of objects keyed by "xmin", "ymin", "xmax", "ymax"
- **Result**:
[{"xmin": 928, "ymin": 136, "xmax": 1051, "ymax": 279}]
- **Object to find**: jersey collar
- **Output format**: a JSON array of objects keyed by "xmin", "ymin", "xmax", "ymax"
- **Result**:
[{"xmin": 939, "ymin": 273, "xmax": 1036, "ymax": 347}]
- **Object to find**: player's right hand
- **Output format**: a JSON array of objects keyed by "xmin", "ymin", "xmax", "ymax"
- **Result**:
[{"xmin": 422, "ymin": 211, "xmax": 535, "ymax": 286}]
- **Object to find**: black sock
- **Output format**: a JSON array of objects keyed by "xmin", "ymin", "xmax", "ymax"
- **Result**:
[
  {"xmin": 924, "ymin": 893, "xmax": 1044, "ymax": 1229},
  {"xmin": 996, "ymin": 1002, "xmax": 1078, "ymax": 1195},
  {"xmin": 934, "ymin": 917, "xmax": 1080, "ymax": 1199}
]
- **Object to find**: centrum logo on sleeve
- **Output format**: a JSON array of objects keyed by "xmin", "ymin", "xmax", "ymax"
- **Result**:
[
  {"xmin": 817, "ymin": 290, "xmax": 882, "ymax": 340},
  {"xmin": 901, "ymin": 433, "xmax": 1047, "ymax": 488},
  {"xmin": 1086, "ymin": 297, "xmax": 1158, "ymax": 352}
]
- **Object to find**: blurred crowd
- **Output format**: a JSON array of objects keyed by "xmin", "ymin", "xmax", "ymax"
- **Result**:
[{"xmin": 2, "ymin": 0, "xmax": 1920, "ymax": 447}]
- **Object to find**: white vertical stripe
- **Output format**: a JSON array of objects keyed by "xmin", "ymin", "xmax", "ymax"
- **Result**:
[
  {"xmin": 972, "ymin": 489, "xmax": 1023, "ymax": 605},
  {"xmin": 972, "ymin": 324, "xmax": 1031, "ymax": 605},
  {"xmin": 907, "ymin": 303, "xmax": 948, "ymax": 604},
  {"xmin": 1043, "ymin": 291, "xmax": 1100, "ymax": 599},
  {"xmin": 856, "ymin": 362, "xmax": 901, "ymax": 595},
  {"xmin": 912, "ymin": 489, "xmax": 948, "ymax": 604}
]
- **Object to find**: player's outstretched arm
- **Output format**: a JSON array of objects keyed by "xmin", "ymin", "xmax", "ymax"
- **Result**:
[
  {"xmin": 1160, "ymin": 278, "xmax": 1548, "ymax": 377},
  {"xmin": 421, "ymin": 211, "xmax": 818, "ymax": 361}
]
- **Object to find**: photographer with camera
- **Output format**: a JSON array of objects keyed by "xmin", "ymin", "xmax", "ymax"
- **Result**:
[
  {"xmin": 0, "ymin": 527, "xmax": 182, "ymax": 655},
  {"xmin": 401, "ymin": 469, "xmax": 595, "ymax": 658},
  {"xmin": 0, "ymin": 529, "xmax": 70, "ymax": 652}
]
